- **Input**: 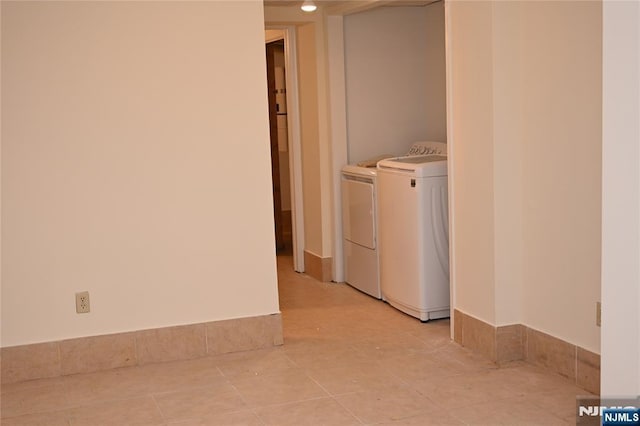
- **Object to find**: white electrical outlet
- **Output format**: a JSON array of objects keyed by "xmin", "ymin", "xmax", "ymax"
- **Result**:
[{"xmin": 76, "ymin": 291, "xmax": 90, "ymax": 314}]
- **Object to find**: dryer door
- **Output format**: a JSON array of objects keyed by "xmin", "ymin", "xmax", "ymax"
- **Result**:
[{"xmin": 341, "ymin": 176, "xmax": 376, "ymax": 250}]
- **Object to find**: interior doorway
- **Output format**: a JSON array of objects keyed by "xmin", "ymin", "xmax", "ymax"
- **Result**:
[
  {"xmin": 264, "ymin": 28, "xmax": 304, "ymax": 271},
  {"xmin": 265, "ymin": 39, "xmax": 292, "ymax": 254}
]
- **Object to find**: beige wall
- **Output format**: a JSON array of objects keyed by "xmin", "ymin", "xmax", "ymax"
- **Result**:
[
  {"xmin": 449, "ymin": 1, "xmax": 601, "ymax": 353},
  {"xmin": 491, "ymin": 1, "xmax": 524, "ymax": 326},
  {"xmin": 297, "ymin": 22, "xmax": 325, "ymax": 257},
  {"xmin": 1, "ymin": 1, "xmax": 280, "ymax": 346},
  {"xmin": 449, "ymin": 0, "xmax": 497, "ymax": 325},
  {"xmin": 520, "ymin": 0, "xmax": 602, "ymax": 353}
]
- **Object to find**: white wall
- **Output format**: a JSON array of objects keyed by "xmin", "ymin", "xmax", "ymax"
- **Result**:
[
  {"xmin": 1, "ymin": 1, "xmax": 280, "ymax": 346},
  {"xmin": 449, "ymin": 0, "xmax": 602, "ymax": 352},
  {"xmin": 601, "ymin": 0, "xmax": 640, "ymax": 396},
  {"xmin": 0, "ymin": 0, "xmax": 3, "ymax": 344},
  {"xmin": 344, "ymin": 6, "xmax": 445, "ymax": 164}
]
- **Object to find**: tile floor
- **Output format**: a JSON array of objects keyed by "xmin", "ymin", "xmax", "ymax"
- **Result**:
[{"xmin": 0, "ymin": 255, "xmax": 592, "ymax": 425}]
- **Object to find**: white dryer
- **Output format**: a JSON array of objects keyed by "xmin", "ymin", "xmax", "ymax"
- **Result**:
[
  {"xmin": 377, "ymin": 154, "xmax": 449, "ymax": 321},
  {"xmin": 341, "ymin": 165, "xmax": 381, "ymax": 299}
]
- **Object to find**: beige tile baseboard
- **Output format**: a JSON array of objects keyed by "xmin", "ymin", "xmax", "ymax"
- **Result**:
[
  {"xmin": 455, "ymin": 309, "xmax": 499, "ymax": 361},
  {"xmin": 1, "ymin": 313, "xmax": 283, "ymax": 385},
  {"xmin": 453, "ymin": 309, "xmax": 600, "ymax": 394},
  {"xmin": 303, "ymin": 250, "xmax": 332, "ymax": 282},
  {"xmin": 525, "ymin": 326, "xmax": 576, "ymax": 380}
]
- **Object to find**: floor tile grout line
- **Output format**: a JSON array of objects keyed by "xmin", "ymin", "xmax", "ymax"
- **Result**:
[
  {"xmin": 330, "ymin": 395, "xmax": 367, "ymax": 425},
  {"xmin": 215, "ymin": 365, "xmax": 227, "ymax": 378},
  {"xmin": 226, "ymin": 377, "xmax": 326, "ymax": 425},
  {"xmin": 149, "ymin": 392, "xmax": 167, "ymax": 422},
  {"xmin": 247, "ymin": 394, "xmax": 343, "ymax": 415},
  {"xmin": 303, "ymin": 368, "xmax": 338, "ymax": 399}
]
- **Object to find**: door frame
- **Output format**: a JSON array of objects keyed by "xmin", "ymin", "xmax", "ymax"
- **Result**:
[
  {"xmin": 444, "ymin": 0, "xmax": 456, "ymax": 339},
  {"xmin": 265, "ymin": 26, "xmax": 305, "ymax": 273},
  {"xmin": 326, "ymin": 15, "xmax": 349, "ymax": 283}
]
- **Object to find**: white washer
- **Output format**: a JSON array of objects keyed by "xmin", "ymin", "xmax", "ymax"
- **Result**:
[
  {"xmin": 377, "ymin": 154, "xmax": 450, "ymax": 321},
  {"xmin": 341, "ymin": 165, "xmax": 381, "ymax": 299}
]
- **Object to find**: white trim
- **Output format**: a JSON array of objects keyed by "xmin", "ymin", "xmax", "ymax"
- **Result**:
[
  {"xmin": 443, "ymin": 0, "xmax": 456, "ymax": 340},
  {"xmin": 265, "ymin": 26, "xmax": 305, "ymax": 273},
  {"xmin": 326, "ymin": 15, "xmax": 348, "ymax": 283},
  {"xmin": 601, "ymin": 0, "xmax": 640, "ymax": 396},
  {"xmin": 283, "ymin": 27, "xmax": 306, "ymax": 273}
]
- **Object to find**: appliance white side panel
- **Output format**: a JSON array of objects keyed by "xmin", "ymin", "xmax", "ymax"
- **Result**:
[
  {"xmin": 420, "ymin": 177, "xmax": 450, "ymax": 312},
  {"xmin": 378, "ymin": 170, "xmax": 421, "ymax": 309},
  {"xmin": 343, "ymin": 240, "xmax": 381, "ymax": 299},
  {"xmin": 341, "ymin": 178, "xmax": 376, "ymax": 249},
  {"xmin": 378, "ymin": 169, "xmax": 450, "ymax": 320}
]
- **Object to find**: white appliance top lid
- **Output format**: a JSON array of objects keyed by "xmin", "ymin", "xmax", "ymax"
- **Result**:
[
  {"xmin": 377, "ymin": 154, "xmax": 447, "ymax": 177},
  {"xmin": 342, "ymin": 164, "xmax": 377, "ymax": 177},
  {"xmin": 343, "ymin": 141, "xmax": 446, "ymax": 173},
  {"xmin": 390, "ymin": 155, "xmax": 447, "ymax": 164}
]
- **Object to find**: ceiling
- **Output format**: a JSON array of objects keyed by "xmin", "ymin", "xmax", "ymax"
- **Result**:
[
  {"xmin": 264, "ymin": 1, "xmax": 436, "ymax": 9},
  {"xmin": 264, "ymin": 1, "xmax": 439, "ymax": 19},
  {"xmin": 264, "ymin": 1, "xmax": 343, "ymax": 6}
]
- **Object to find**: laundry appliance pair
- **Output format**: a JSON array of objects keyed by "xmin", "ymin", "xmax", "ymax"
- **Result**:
[{"xmin": 341, "ymin": 141, "xmax": 449, "ymax": 321}]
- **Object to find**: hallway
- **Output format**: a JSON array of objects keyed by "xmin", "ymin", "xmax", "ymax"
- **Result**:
[{"xmin": 0, "ymin": 255, "xmax": 590, "ymax": 425}]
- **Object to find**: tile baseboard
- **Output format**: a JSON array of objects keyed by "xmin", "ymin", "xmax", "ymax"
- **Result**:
[
  {"xmin": 303, "ymin": 250, "xmax": 332, "ymax": 282},
  {"xmin": 453, "ymin": 309, "xmax": 600, "ymax": 395},
  {"xmin": 525, "ymin": 326, "xmax": 576, "ymax": 380},
  {"xmin": 1, "ymin": 313, "xmax": 283, "ymax": 385}
]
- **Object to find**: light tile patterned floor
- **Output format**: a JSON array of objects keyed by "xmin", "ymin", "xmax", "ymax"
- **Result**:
[{"xmin": 0, "ymin": 255, "xmax": 591, "ymax": 425}]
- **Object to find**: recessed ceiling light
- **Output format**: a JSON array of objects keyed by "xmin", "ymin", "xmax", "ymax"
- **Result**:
[{"xmin": 301, "ymin": 0, "xmax": 317, "ymax": 12}]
